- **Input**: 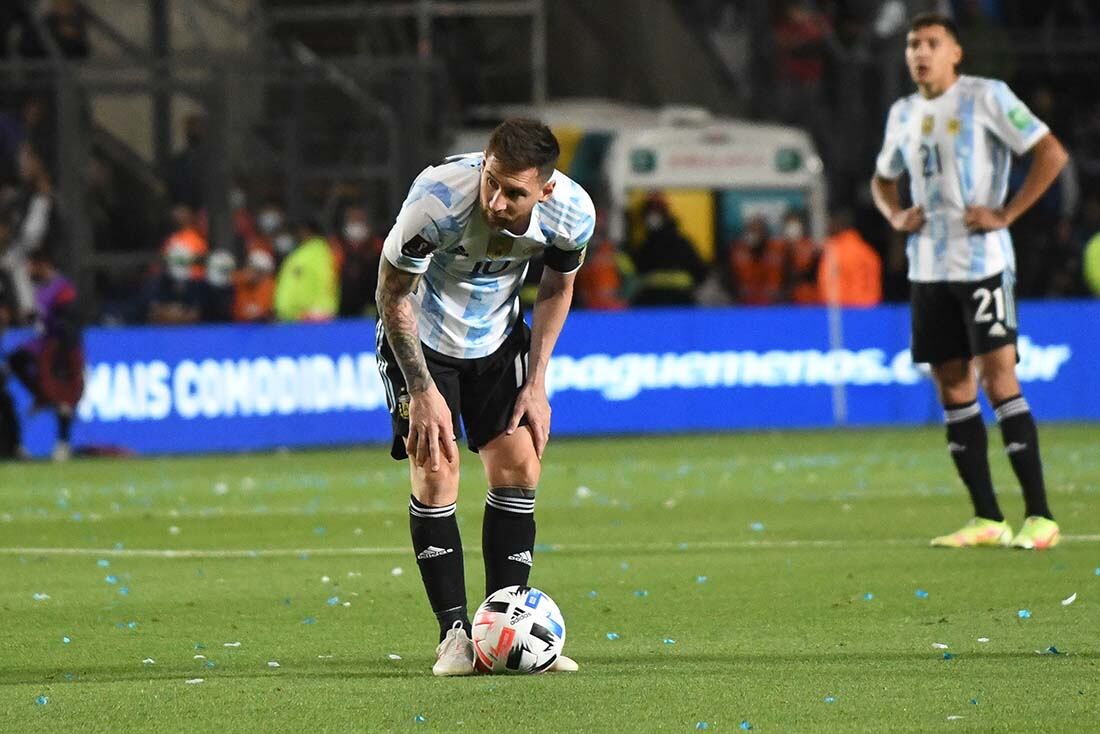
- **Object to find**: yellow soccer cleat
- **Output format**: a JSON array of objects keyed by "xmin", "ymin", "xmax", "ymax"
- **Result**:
[
  {"xmin": 1010, "ymin": 516, "xmax": 1061, "ymax": 550},
  {"xmin": 930, "ymin": 518, "xmax": 1013, "ymax": 548}
]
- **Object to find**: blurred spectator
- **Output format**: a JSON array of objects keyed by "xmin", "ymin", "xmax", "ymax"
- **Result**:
[
  {"xmin": 817, "ymin": 210, "xmax": 882, "ymax": 307},
  {"xmin": 7, "ymin": 247, "xmax": 83, "ymax": 461},
  {"xmin": 229, "ymin": 181, "xmax": 256, "ymax": 253},
  {"xmin": 574, "ymin": 210, "xmax": 634, "ymax": 310},
  {"xmin": 274, "ymin": 221, "xmax": 339, "ymax": 322},
  {"xmin": 773, "ymin": 2, "xmax": 831, "ymax": 91},
  {"xmin": 333, "ymin": 205, "xmax": 383, "ymax": 317},
  {"xmin": 145, "ymin": 243, "xmax": 208, "ymax": 325},
  {"xmin": 161, "ymin": 203, "xmax": 208, "ymax": 280},
  {"xmin": 633, "ymin": 194, "xmax": 706, "ymax": 306},
  {"xmin": 771, "ymin": 1, "xmax": 833, "ymax": 146},
  {"xmin": 779, "ymin": 211, "xmax": 821, "ymax": 304},
  {"xmin": 1080, "ymin": 195, "xmax": 1100, "ymax": 296},
  {"xmin": 4, "ymin": 143, "xmax": 59, "ymax": 321},
  {"xmin": 167, "ymin": 114, "xmax": 206, "ymax": 210},
  {"xmin": 0, "ymin": 96, "xmax": 55, "ymax": 181},
  {"xmin": 202, "ymin": 250, "xmax": 235, "ymax": 322},
  {"xmin": 1084, "ymin": 231, "xmax": 1100, "ymax": 296},
  {"xmin": 248, "ymin": 199, "xmax": 292, "ymax": 259},
  {"xmin": 728, "ymin": 216, "xmax": 786, "ymax": 305},
  {"xmin": 17, "ymin": 0, "xmax": 91, "ymax": 60},
  {"xmin": 232, "ymin": 249, "xmax": 276, "ymax": 323}
]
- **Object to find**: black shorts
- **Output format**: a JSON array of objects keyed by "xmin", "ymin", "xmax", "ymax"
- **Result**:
[
  {"xmin": 375, "ymin": 319, "xmax": 531, "ymax": 460},
  {"xmin": 910, "ymin": 271, "xmax": 1018, "ymax": 364}
]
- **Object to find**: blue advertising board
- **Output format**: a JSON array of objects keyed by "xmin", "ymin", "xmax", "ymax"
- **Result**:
[{"xmin": 1, "ymin": 301, "xmax": 1094, "ymax": 457}]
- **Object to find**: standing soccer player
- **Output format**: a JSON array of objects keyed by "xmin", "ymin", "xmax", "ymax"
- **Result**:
[
  {"xmin": 7, "ymin": 248, "xmax": 85, "ymax": 461},
  {"xmin": 375, "ymin": 118, "xmax": 593, "ymax": 674},
  {"xmin": 871, "ymin": 14, "xmax": 1068, "ymax": 549}
]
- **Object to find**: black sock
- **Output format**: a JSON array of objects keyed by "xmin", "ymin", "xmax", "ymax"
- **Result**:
[
  {"xmin": 0, "ymin": 382, "xmax": 20, "ymax": 456},
  {"xmin": 409, "ymin": 496, "xmax": 469, "ymax": 641},
  {"xmin": 483, "ymin": 486, "xmax": 536, "ymax": 598},
  {"xmin": 994, "ymin": 395, "xmax": 1053, "ymax": 520},
  {"xmin": 57, "ymin": 411, "xmax": 73, "ymax": 443},
  {"xmin": 944, "ymin": 401, "xmax": 1003, "ymax": 522}
]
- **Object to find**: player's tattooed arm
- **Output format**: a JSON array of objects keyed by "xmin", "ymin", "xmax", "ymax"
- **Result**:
[{"xmin": 376, "ymin": 258, "xmax": 432, "ymax": 394}]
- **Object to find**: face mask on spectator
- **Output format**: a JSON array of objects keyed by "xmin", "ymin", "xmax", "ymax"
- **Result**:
[
  {"xmin": 167, "ymin": 259, "xmax": 192, "ymax": 282},
  {"xmin": 644, "ymin": 211, "xmax": 666, "ymax": 232},
  {"xmin": 207, "ymin": 251, "xmax": 235, "ymax": 288},
  {"xmin": 258, "ymin": 210, "xmax": 284, "ymax": 235},
  {"xmin": 783, "ymin": 221, "xmax": 804, "ymax": 241},
  {"xmin": 166, "ymin": 244, "xmax": 193, "ymax": 282},
  {"xmin": 343, "ymin": 222, "xmax": 370, "ymax": 244},
  {"xmin": 247, "ymin": 250, "xmax": 275, "ymax": 275},
  {"xmin": 275, "ymin": 233, "xmax": 296, "ymax": 254}
]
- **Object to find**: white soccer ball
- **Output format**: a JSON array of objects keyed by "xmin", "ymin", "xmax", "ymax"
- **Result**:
[{"xmin": 471, "ymin": 585, "xmax": 566, "ymax": 674}]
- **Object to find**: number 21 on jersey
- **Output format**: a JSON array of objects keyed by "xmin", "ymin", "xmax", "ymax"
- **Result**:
[{"xmin": 919, "ymin": 143, "xmax": 943, "ymax": 179}]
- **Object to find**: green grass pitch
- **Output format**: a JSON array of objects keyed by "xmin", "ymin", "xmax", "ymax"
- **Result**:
[{"xmin": 1, "ymin": 425, "xmax": 1098, "ymax": 732}]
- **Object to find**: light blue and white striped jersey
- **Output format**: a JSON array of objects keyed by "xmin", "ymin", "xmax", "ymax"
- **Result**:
[
  {"xmin": 875, "ymin": 75, "xmax": 1048, "ymax": 282},
  {"xmin": 382, "ymin": 153, "xmax": 595, "ymax": 359}
]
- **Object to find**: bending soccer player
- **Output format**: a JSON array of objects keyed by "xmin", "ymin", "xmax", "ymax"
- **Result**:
[
  {"xmin": 375, "ymin": 119, "xmax": 594, "ymax": 674},
  {"xmin": 871, "ymin": 13, "xmax": 1068, "ymax": 549}
]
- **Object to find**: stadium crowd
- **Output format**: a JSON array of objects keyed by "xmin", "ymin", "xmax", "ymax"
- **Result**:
[{"xmin": 1, "ymin": 0, "xmax": 1100, "ymax": 329}]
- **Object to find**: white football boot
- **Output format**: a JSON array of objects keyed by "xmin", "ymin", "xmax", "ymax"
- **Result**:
[
  {"xmin": 432, "ymin": 621, "xmax": 475, "ymax": 677},
  {"xmin": 548, "ymin": 654, "xmax": 579, "ymax": 672},
  {"xmin": 51, "ymin": 441, "xmax": 72, "ymax": 462}
]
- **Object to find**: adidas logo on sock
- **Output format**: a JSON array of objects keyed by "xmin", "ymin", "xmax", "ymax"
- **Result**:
[
  {"xmin": 1005, "ymin": 442, "xmax": 1028, "ymax": 454},
  {"xmin": 507, "ymin": 550, "xmax": 533, "ymax": 566},
  {"xmin": 947, "ymin": 442, "xmax": 967, "ymax": 453},
  {"xmin": 988, "ymin": 322, "xmax": 1007, "ymax": 337},
  {"xmin": 416, "ymin": 546, "xmax": 453, "ymax": 560}
]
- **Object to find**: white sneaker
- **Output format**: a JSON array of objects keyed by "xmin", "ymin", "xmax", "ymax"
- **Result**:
[
  {"xmin": 51, "ymin": 441, "xmax": 71, "ymax": 462},
  {"xmin": 548, "ymin": 654, "xmax": 578, "ymax": 672},
  {"xmin": 432, "ymin": 621, "xmax": 474, "ymax": 677}
]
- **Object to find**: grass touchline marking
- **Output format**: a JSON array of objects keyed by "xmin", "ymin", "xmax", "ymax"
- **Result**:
[{"xmin": 1, "ymin": 535, "xmax": 1098, "ymax": 558}]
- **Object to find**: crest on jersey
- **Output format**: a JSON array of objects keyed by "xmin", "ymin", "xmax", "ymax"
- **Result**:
[
  {"xmin": 487, "ymin": 234, "xmax": 514, "ymax": 259},
  {"xmin": 401, "ymin": 234, "xmax": 435, "ymax": 259},
  {"xmin": 947, "ymin": 118, "xmax": 961, "ymax": 135},
  {"xmin": 921, "ymin": 115, "xmax": 934, "ymax": 136}
]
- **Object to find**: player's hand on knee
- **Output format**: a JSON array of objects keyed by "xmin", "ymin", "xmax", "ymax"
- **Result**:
[
  {"xmin": 408, "ymin": 384, "xmax": 457, "ymax": 471},
  {"xmin": 889, "ymin": 206, "xmax": 925, "ymax": 233},
  {"xmin": 507, "ymin": 384, "xmax": 551, "ymax": 460}
]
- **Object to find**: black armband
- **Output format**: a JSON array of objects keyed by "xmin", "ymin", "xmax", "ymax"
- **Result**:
[{"xmin": 544, "ymin": 245, "xmax": 586, "ymax": 273}]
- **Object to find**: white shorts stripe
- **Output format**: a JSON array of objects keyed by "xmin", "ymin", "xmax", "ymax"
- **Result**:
[{"xmin": 375, "ymin": 322, "xmax": 398, "ymax": 409}]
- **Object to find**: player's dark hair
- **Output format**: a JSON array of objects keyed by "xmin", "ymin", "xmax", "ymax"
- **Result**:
[
  {"xmin": 485, "ymin": 118, "xmax": 560, "ymax": 181},
  {"xmin": 909, "ymin": 12, "xmax": 960, "ymax": 43}
]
